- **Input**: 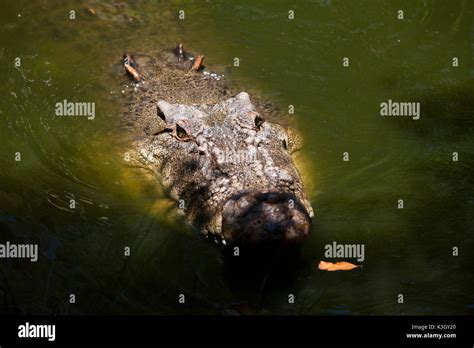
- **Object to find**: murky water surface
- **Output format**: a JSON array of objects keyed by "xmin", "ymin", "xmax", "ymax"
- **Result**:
[{"xmin": 0, "ymin": 0, "xmax": 473, "ymax": 314}]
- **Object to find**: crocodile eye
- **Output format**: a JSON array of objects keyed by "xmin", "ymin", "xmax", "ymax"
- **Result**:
[
  {"xmin": 176, "ymin": 123, "xmax": 188, "ymax": 139},
  {"xmin": 254, "ymin": 115, "xmax": 265, "ymax": 129}
]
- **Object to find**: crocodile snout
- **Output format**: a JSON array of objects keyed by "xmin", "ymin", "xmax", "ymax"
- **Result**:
[{"xmin": 221, "ymin": 190, "xmax": 311, "ymax": 246}]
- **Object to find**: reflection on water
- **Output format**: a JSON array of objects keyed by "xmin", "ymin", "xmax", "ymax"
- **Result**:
[{"xmin": 0, "ymin": 0, "xmax": 473, "ymax": 315}]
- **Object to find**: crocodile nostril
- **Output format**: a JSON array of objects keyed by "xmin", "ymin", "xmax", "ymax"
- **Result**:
[
  {"xmin": 222, "ymin": 191, "xmax": 312, "ymax": 246},
  {"xmin": 256, "ymin": 192, "xmax": 283, "ymax": 203}
]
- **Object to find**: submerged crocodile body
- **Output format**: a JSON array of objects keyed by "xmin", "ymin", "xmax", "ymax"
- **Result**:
[{"xmin": 122, "ymin": 45, "xmax": 314, "ymax": 246}]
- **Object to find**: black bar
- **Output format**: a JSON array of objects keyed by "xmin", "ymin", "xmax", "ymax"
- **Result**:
[{"xmin": 0, "ymin": 315, "xmax": 472, "ymax": 345}]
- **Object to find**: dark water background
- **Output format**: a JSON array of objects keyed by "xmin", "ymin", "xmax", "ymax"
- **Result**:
[{"xmin": 0, "ymin": 0, "xmax": 473, "ymax": 315}]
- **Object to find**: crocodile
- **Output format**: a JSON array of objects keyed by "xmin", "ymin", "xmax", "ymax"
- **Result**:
[{"xmin": 122, "ymin": 45, "xmax": 314, "ymax": 247}]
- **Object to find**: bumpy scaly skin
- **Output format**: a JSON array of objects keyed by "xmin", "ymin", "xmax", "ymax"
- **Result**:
[{"xmin": 137, "ymin": 91, "xmax": 314, "ymax": 246}]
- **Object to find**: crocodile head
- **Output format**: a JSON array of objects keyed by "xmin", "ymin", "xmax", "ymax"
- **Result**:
[{"xmin": 140, "ymin": 92, "xmax": 314, "ymax": 247}]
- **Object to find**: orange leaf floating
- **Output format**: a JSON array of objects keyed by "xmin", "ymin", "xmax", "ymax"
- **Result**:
[{"xmin": 318, "ymin": 260, "xmax": 361, "ymax": 271}]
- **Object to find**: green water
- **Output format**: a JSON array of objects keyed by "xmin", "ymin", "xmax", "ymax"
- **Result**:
[{"xmin": 0, "ymin": 0, "xmax": 473, "ymax": 315}]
